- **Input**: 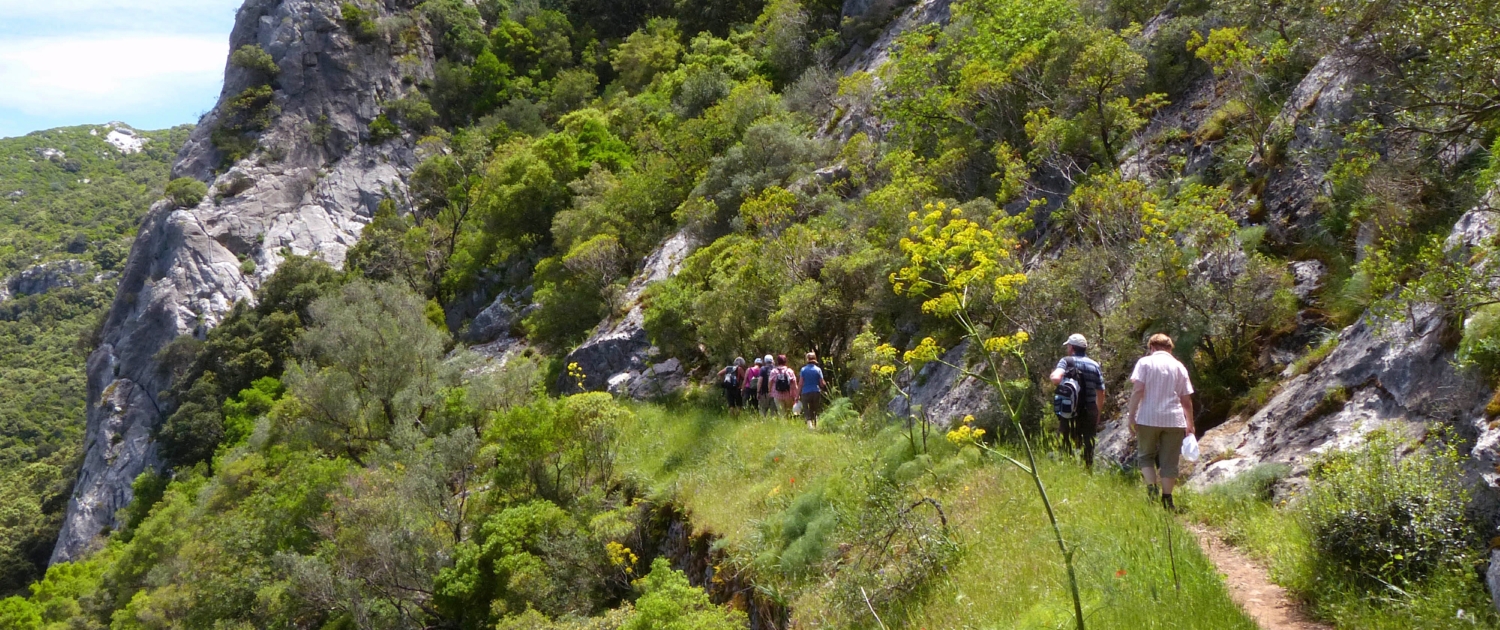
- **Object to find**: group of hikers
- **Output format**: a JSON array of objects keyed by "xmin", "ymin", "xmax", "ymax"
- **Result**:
[
  {"xmin": 716, "ymin": 353, "xmax": 827, "ymax": 429},
  {"xmin": 713, "ymin": 332, "xmax": 1196, "ymax": 510},
  {"xmin": 1050, "ymin": 332, "xmax": 1196, "ymax": 510}
]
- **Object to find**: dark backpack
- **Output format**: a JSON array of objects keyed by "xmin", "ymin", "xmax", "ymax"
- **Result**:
[
  {"xmin": 722, "ymin": 366, "xmax": 739, "ymax": 388},
  {"xmin": 773, "ymin": 368, "xmax": 793, "ymax": 393},
  {"xmin": 757, "ymin": 368, "xmax": 772, "ymax": 394},
  {"xmin": 1053, "ymin": 357, "xmax": 1082, "ymax": 419}
]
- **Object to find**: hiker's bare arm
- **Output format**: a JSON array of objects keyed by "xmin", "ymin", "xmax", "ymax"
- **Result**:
[
  {"xmin": 1127, "ymin": 380, "xmax": 1145, "ymax": 433},
  {"xmin": 1180, "ymin": 394, "xmax": 1195, "ymax": 434},
  {"xmin": 1049, "ymin": 367, "xmax": 1064, "ymax": 384}
]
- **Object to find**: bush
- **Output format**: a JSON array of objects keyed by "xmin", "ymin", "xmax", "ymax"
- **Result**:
[
  {"xmin": 212, "ymin": 85, "xmax": 280, "ymax": 165},
  {"xmin": 229, "ymin": 45, "xmax": 279, "ymax": 81},
  {"xmin": 0, "ymin": 596, "xmax": 41, "ymax": 629},
  {"xmin": 1460, "ymin": 303, "xmax": 1500, "ymax": 382},
  {"xmin": 164, "ymin": 177, "xmax": 207, "ymax": 208},
  {"xmin": 621, "ymin": 558, "xmax": 745, "ymax": 630},
  {"xmin": 1298, "ymin": 430, "xmax": 1473, "ymax": 586},
  {"xmin": 368, "ymin": 113, "xmax": 400, "ymax": 142},
  {"xmin": 340, "ymin": 2, "xmax": 379, "ymax": 43}
]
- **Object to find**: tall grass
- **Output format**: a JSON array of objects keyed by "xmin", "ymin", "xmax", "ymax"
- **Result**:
[{"xmin": 616, "ymin": 404, "xmax": 1255, "ymax": 629}]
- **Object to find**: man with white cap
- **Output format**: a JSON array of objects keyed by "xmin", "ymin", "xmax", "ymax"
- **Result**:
[{"xmin": 1050, "ymin": 333, "xmax": 1106, "ymax": 470}]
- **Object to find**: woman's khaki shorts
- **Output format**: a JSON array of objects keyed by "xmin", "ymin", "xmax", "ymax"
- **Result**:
[{"xmin": 1137, "ymin": 425, "xmax": 1187, "ymax": 479}]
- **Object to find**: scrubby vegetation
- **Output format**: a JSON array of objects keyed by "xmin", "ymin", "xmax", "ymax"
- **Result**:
[
  {"xmin": 10, "ymin": 0, "xmax": 1500, "ymax": 624},
  {"xmin": 0, "ymin": 125, "xmax": 189, "ymax": 595},
  {"xmin": 0, "ymin": 256, "xmax": 1258, "ymax": 626},
  {"xmin": 1186, "ymin": 431, "xmax": 1496, "ymax": 629}
]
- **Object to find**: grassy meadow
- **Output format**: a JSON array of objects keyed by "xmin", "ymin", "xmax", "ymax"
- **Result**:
[{"xmin": 617, "ymin": 403, "xmax": 1256, "ymax": 629}]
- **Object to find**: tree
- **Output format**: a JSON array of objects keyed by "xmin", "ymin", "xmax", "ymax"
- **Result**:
[
  {"xmin": 285, "ymin": 281, "xmax": 451, "ymax": 463},
  {"xmin": 610, "ymin": 18, "xmax": 683, "ymax": 93}
]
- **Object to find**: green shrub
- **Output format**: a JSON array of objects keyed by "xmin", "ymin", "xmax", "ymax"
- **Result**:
[
  {"xmin": 1459, "ymin": 303, "xmax": 1500, "ymax": 383},
  {"xmin": 367, "ymin": 113, "xmax": 400, "ymax": 142},
  {"xmin": 383, "ymin": 94, "xmax": 439, "ymax": 133},
  {"xmin": 621, "ymin": 558, "xmax": 745, "ymax": 630},
  {"xmin": 815, "ymin": 397, "xmax": 862, "ymax": 433},
  {"xmin": 1298, "ymin": 430, "xmax": 1473, "ymax": 586},
  {"xmin": 763, "ymin": 487, "xmax": 836, "ymax": 575},
  {"xmin": 0, "ymin": 596, "xmax": 41, "ymax": 629},
  {"xmin": 340, "ymin": 2, "xmax": 379, "ymax": 43},
  {"xmin": 229, "ymin": 45, "xmax": 278, "ymax": 81},
  {"xmin": 1288, "ymin": 335, "xmax": 1338, "ymax": 376},
  {"xmin": 164, "ymin": 177, "xmax": 207, "ymax": 208},
  {"xmin": 212, "ymin": 85, "xmax": 280, "ymax": 165},
  {"xmin": 1302, "ymin": 385, "xmax": 1349, "ymax": 423}
]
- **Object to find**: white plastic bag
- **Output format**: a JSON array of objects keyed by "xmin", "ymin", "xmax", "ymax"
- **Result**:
[
  {"xmin": 792, "ymin": 400, "xmax": 802, "ymax": 415},
  {"xmin": 1181, "ymin": 434, "xmax": 1201, "ymax": 462}
]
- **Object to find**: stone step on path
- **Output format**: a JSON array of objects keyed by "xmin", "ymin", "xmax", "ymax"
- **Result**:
[{"xmin": 1188, "ymin": 524, "xmax": 1333, "ymax": 630}]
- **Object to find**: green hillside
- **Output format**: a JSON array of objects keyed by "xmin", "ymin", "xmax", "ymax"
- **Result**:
[
  {"xmin": 0, "ymin": 124, "xmax": 190, "ymax": 594},
  {"xmin": 3, "ymin": 0, "xmax": 1500, "ymax": 626}
]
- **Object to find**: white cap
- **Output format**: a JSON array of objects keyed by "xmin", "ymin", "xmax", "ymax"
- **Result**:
[
  {"xmin": 754, "ymin": 357, "xmax": 764, "ymax": 365},
  {"xmin": 1064, "ymin": 333, "xmax": 1088, "ymax": 349}
]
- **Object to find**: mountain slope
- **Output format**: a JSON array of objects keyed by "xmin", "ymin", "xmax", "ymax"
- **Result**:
[
  {"xmin": 16, "ymin": 0, "xmax": 1500, "ymax": 626},
  {"xmin": 0, "ymin": 124, "xmax": 190, "ymax": 594}
]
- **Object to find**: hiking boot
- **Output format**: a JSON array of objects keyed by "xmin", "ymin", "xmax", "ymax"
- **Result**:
[
  {"xmin": 1162, "ymin": 493, "xmax": 1180, "ymax": 513},
  {"xmin": 1146, "ymin": 484, "xmax": 1160, "ymax": 502}
]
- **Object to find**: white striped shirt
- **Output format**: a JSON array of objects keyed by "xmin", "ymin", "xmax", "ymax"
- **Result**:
[{"xmin": 1130, "ymin": 351, "xmax": 1194, "ymax": 428}]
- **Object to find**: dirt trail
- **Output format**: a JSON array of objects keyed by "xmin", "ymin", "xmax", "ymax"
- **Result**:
[{"xmin": 1188, "ymin": 525, "xmax": 1333, "ymax": 630}]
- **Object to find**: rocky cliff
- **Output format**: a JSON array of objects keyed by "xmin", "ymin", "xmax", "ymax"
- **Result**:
[{"xmin": 51, "ymin": 0, "xmax": 432, "ymax": 564}]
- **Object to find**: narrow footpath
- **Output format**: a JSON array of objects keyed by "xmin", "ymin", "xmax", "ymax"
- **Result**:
[{"xmin": 1188, "ymin": 525, "xmax": 1333, "ymax": 630}]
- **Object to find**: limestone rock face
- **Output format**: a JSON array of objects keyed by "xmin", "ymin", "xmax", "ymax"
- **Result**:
[
  {"xmin": 560, "ymin": 231, "xmax": 696, "ymax": 399},
  {"xmin": 0, "ymin": 259, "xmax": 95, "ymax": 301},
  {"xmin": 886, "ymin": 341, "xmax": 995, "ymax": 428},
  {"xmin": 51, "ymin": 0, "xmax": 432, "ymax": 564},
  {"xmin": 1262, "ymin": 47, "xmax": 1376, "ymax": 242}
]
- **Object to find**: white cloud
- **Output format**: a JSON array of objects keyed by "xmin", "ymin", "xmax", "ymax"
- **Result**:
[
  {"xmin": 0, "ymin": 34, "xmax": 226, "ymax": 118},
  {"xmin": 0, "ymin": 0, "xmax": 241, "ymax": 36}
]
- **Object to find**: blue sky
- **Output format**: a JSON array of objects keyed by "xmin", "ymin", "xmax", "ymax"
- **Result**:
[{"xmin": 0, "ymin": 0, "xmax": 243, "ymax": 138}]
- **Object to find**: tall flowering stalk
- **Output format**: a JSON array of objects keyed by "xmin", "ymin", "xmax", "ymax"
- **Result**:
[{"xmin": 874, "ymin": 202, "xmax": 1087, "ymax": 630}]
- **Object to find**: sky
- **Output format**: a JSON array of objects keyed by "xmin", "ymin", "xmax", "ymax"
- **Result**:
[{"xmin": 0, "ymin": 0, "xmax": 243, "ymax": 138}]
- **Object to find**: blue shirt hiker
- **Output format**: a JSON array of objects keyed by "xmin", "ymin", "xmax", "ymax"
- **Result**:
[{"xmin": 800, "ymin": 363, "xmax": 824, "ymax": 394}]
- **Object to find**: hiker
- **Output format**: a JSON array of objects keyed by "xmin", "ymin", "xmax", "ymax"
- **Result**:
[
  {"xmin": 768, "ymin": 354, "xmax": 800, "ymax": 416},
  {"xmin": 1126, "ymin": 333, "xmax": 1196, "ymax": 510},
  {"xmin": 742, "ymin": 357, "xmax": 763, "ymax": 413},
  {"xmin": 1049, "ymin": 334, "xmax": 1105, "ymax": 470},
  {"xmin": 717, "ymin": 357, "xmax": 746, "ymax": 413},
  {"xmin": 757, "ymin": 354, "xmax": 778, "ymax": 415},
  {"xmin": 799, "ymin": 352, "xmax": 826, "ymax": 429}
]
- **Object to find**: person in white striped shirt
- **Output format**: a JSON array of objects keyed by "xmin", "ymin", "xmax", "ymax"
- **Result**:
[{"xmin": 1126, "ymin": 333, "xmax": 1196, "ymax": 510}]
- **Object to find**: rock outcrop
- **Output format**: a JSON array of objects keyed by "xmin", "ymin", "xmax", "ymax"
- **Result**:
[
  {"xmin": 560, "ymin": 231, "xmax": 697, "ymax": 398},
  {"xmin": 1261, "ymin": 46, "xmax": 1376, "ymax": 241},
  {"xmin": 0, "ymin": 259, "xmax": 95, "ymax": 302},
  {"xmin": 51, "ymin": 0, "xmax": 432, "ymax": 564},
  {"xmin": 885, "ymin": 341, "xmax": 995, "ymax": 428}
]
